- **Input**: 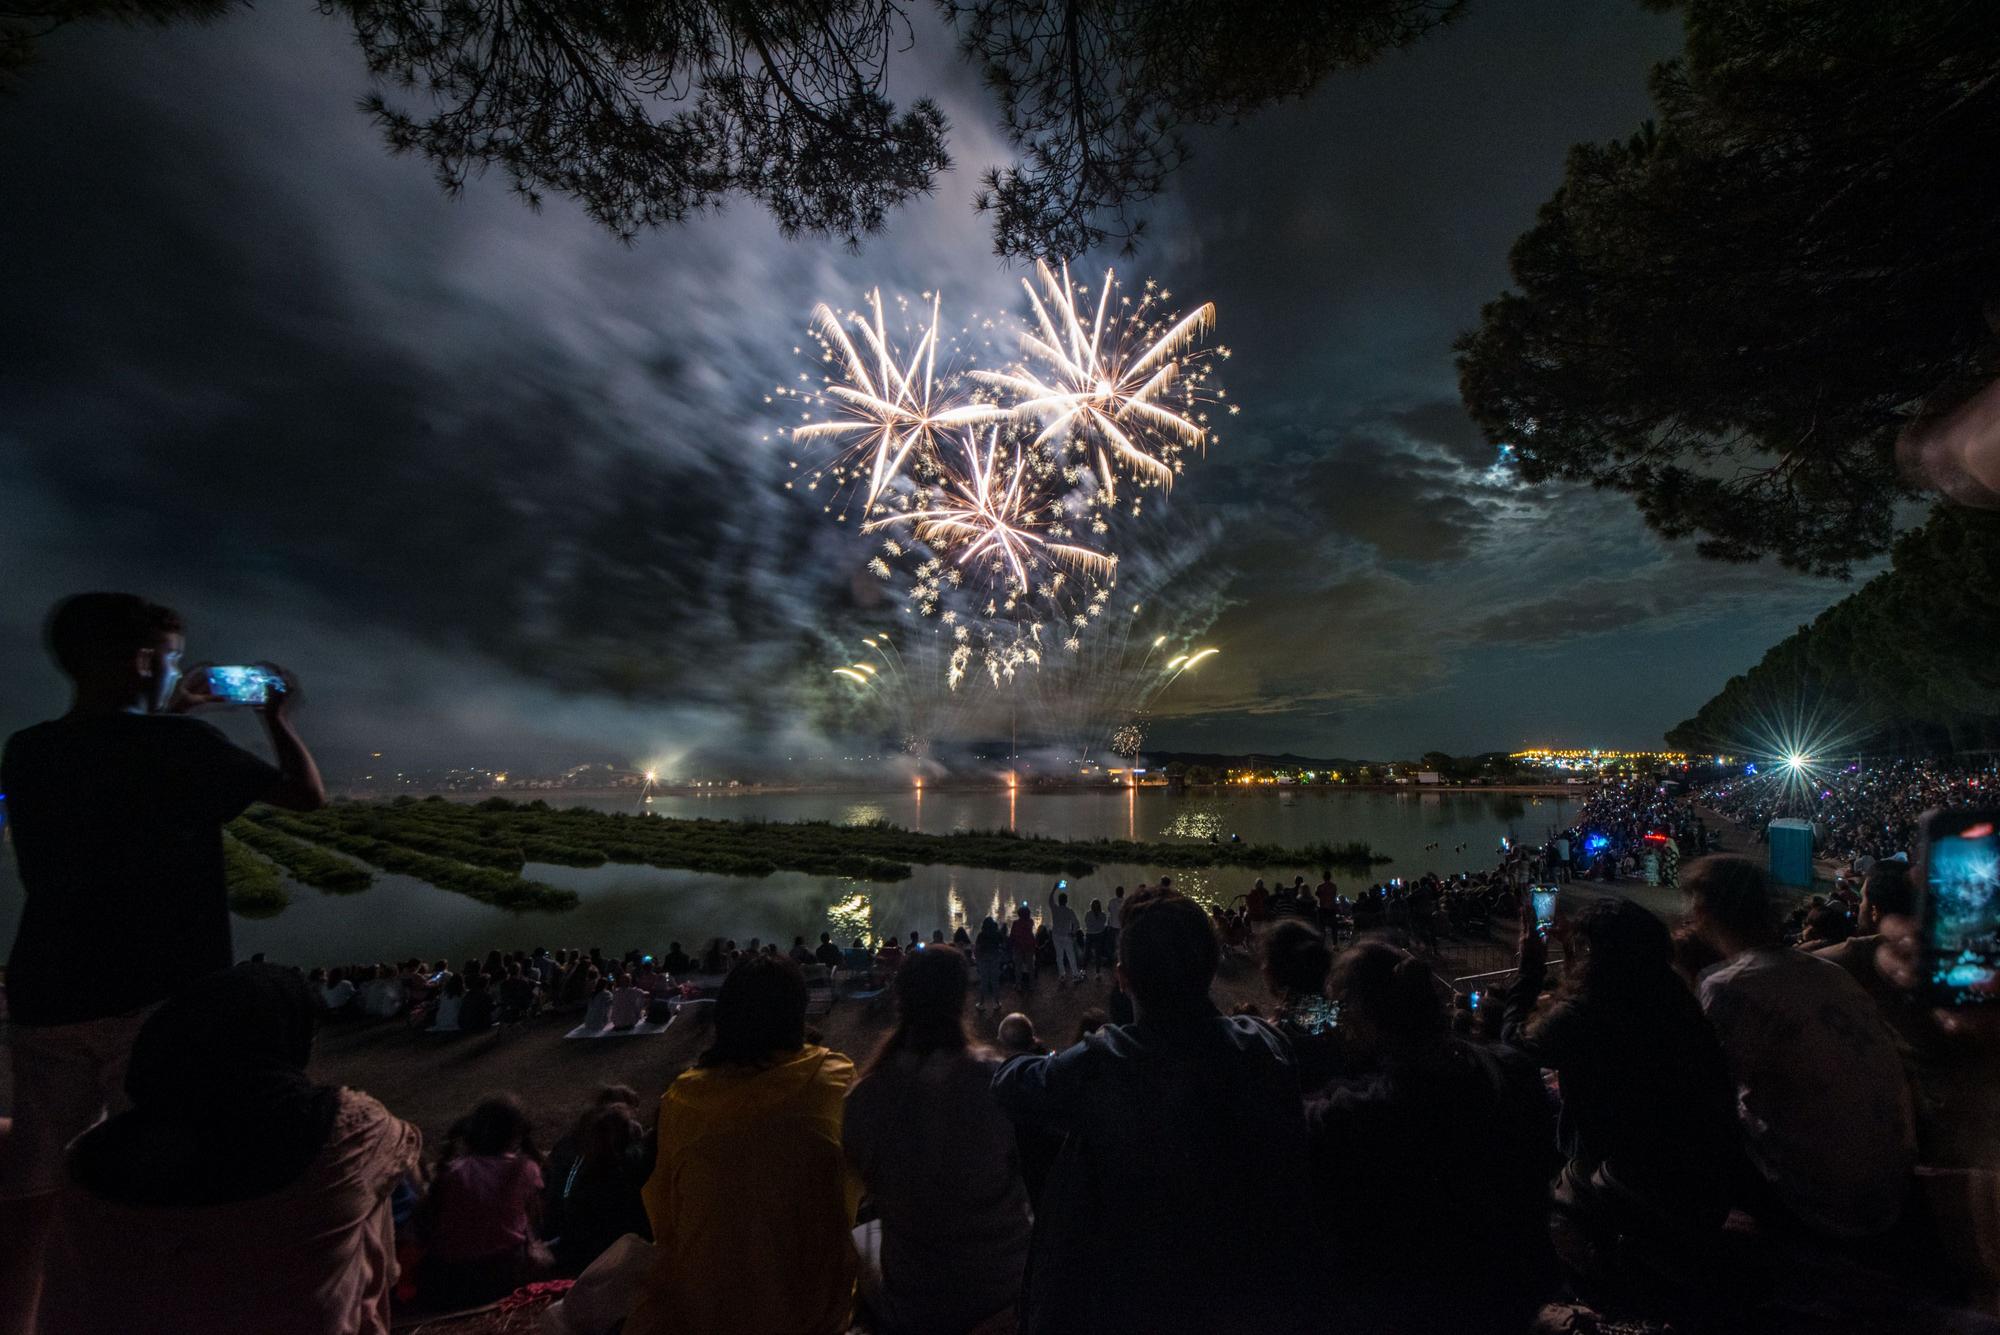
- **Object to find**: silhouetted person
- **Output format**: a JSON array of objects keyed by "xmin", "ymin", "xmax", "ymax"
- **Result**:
[
  {"xmin": 993, "ymin": 887, "xmax": 1320, "ymax": 1334},
  {"xmin": 0, "ymin": 593, "xmax": 324, "ymax": 1334}
]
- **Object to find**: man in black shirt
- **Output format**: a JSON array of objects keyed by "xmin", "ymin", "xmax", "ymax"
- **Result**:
[{"xmin": 0, "ymin": 592, "xmax": 325, "ymax": 1332}]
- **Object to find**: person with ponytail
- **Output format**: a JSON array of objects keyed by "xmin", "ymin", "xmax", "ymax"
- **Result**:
[
  {"xmin": 843, "ymin": 946, "xmax": 1030, "ymax": 1334},
  {"xmin": 1306, "ymin": 941, "xmax": 1557, "ymax": 1334}
]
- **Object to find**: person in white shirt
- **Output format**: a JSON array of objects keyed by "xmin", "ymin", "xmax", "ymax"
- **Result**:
[
  {"xmin": 1046, "ymin": 886, "xmax": 1082, "ymax": 984},
  {"xmin": 359, "ymin": 965, "xmax": 404, "ymax": 1019},
  {"xmin": 430, "ymin": 973, "xmax": 465, "ymax": 1032},
  {"xmin": 319, "ymin": 970, "xmax": 355, "ymax": 1013},
  {"xmin": 608, "ymin": 974, "xmax": 648, "ymax": 1029},
  {"xmin": 1684, "ymin": 855, "xmax": 1915, "ymax": 1238}
]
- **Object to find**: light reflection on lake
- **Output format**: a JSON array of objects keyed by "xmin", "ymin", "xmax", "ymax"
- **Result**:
[{"xmin": 0, "ymin": 787, "xmax": 1579, "ymax": 968}]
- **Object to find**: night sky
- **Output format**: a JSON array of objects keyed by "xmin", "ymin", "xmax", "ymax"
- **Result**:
[{"xmin": 0, "ymin": 1, "xmax": 1862, "ymax": 773}]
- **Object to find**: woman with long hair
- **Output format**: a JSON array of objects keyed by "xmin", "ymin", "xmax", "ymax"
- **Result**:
[
  {"xmin": 628, "ymin": 955, "xmax": 859, "ymax": 1335},
  {"xmin": 845, "ymin": 947, "xmax": 1030, "ymax": 1334},
  {"xmin": 1504, "ymin": 895, "xmax": 1739, "ymax": 1256}
]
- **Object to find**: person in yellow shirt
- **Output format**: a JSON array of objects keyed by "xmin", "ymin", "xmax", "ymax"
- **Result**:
[{"xmin": 626, "ymin": 955, "xmax": 859, "ymax": 1335}]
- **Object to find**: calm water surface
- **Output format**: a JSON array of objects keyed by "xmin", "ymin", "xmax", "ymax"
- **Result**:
[{"xmin": 0, "ymin": 788, "xmax": 1576, "ymax": 969}]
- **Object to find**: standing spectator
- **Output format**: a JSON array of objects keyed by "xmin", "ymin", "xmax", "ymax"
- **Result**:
[
  {"xmin": 845, "ymin": 948, "xmax": 1030, "ymax": 1334},
  {"xmin": 1504, "ymin": 897, "xmax": 1739, "ymax": 1264},
  {"xmin": 1008, "ymin": 904, "xmax": 1038, "ymax": 993},
  {"xmin": 993, "ymin": 887, "xmax": 1320, "ymax": 1334},
  {"xmin": 0, "ymin": 593, "xmax": 325, "ymax": 1334},
  {"xmin": 421, "ymin": 1096, "xmax": 550, "ymax": 1307},
  {"xmin": 1104, "ymin": 884, "xmax": 1125, "ymax": 964},
  {"xmin": 1314, "ymin": 872, "xmax": 1341, "ymax": 936},
  {"xmin": 1309, "ymin": 942, "xmax": 1557, "ymax": 1333},
  {"xmin": 1684, "ymin": 855, "xmax": 1916, "ymax": 1238},
  {"xmin": 790, "ymin": 935, "xmax": 817, "ymax": 965},
  {"xmin": 1046, "ymin": 885, "xmax": 1082, "ymax": 983},
  {"xmin": 628, "ymin": 956, "xmax": 859, "ymax": 1335},
  {"xmin": 1082, "ymin": 898, "xmax": 1109, "ymax": 976},
  {"xmin": 973, "ymin": 915, "xmax": 1007, "ymax": 1010},
  {"xmin": 1245, "ymin": 877, "xmax": 1271, "ymax": 923}
]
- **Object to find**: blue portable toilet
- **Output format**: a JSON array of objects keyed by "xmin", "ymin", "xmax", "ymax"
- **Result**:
[{"xmin": 1767, "ymin": 818, "xmax": 1815, "ymax": 888}]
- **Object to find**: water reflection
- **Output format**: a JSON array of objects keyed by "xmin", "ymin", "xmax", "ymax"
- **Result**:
[
  {"xmin": 1162, "ymin": 806, "xmax": 1224, "ymax": 840},
  {"xmin": 827, "ymin": 891, "xmax": 872, "ymax": 943},
  {"xmin": 842, "ymin": 803, "xmax": 888, "ymax": 826}
]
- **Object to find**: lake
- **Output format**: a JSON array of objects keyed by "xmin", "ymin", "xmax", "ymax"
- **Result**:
[{"xmin": 0, "ymin": 787, "xmax": 1577, "ymax": 969}]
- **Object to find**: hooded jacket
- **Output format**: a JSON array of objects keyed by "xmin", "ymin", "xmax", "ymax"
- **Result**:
[{"xmin": 627, "ymin": 1045, "xmax": 859, "ymax": 1335}]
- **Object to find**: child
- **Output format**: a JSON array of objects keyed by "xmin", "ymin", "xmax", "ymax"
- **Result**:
[{"xmin": 422, "ymin": 1096, "xmax": 550, "ymax": 1306}]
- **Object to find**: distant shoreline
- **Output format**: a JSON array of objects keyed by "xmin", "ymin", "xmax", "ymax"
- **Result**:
[{"xmin": 334, "ymin": 781, "xmax": 1592, "ymax": 801}]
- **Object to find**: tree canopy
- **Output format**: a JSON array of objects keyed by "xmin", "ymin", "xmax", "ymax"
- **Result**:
[
  {"xmin": 1664, "ymin": 505, "xmax": 2000, "ymax": 755},
  {"xmin": 1457, "ymin": 0, "xmax": 2000, "ymax": 576},
  {"xmin": 4, "ymin": 0, "xmax": 1461, "ymax": 255}
]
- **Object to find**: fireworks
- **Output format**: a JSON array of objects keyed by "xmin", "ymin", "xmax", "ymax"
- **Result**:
[
  {"xmin": 784, "ymin": 264, "xmax": 1230, "ymax": 754},
  {"xmin": 864, "ymin": 428, "xmax": 1116, "ymax": 591},
  {"xmin": 788, "ymin": 291, "xmax": 1007, "ymax": 514},
  {"xmin": 975, "ymin": 260, "xmax": 1225, "ymax": 498}
]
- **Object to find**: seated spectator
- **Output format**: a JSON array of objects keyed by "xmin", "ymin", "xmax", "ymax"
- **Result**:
[
  {"xmin": 39, "ymin": 963, "xmax": 422, "ymax": 1335},
  {"xmin": 582, "ymin": 975, "xmax": 613, "ymax": 1029},
  {"xmin": 1504, "ymin": 897, "xmax": 1738, "ymax": 1260},
  {"xmin": 559, "ymin": 953, "xmax": 593, "ymax": 1007},
  {"xmin": 628, "ymin": 956, "xmax": 858, "ymax": 1335},
  {"xmin": 790, "ymin": 935, "xmax": 816, "ymax": 965},
  {"xmin": 841, "ymin": 937, "xmax": 875, "ymax": 975},
  {"xmin": 430, "ymin": 972, "xmax": 465, "ymax": 1032},
  {"xmin": 497, "ymin": 962, "xmax": 539, "ymax": 1022},
  {"xmin": 633, "ymin": 958, "xmax": 666, "ymax": 994},
  {"xmin": 845, "ymin": 948, "xmax": 1030, "ymax": 1334},
  {"xmin": 993, "ymin": 887, "xmax": 1321, "ymax": 1334},
  {"xmin": 875, "ymin": 938, "xmax": 906, "ymax": 975},
  {"xmin": 1260, "ymin": 919, "xmax": 1342, "ymax": 1088},
  {"xmin": 607, "ymin": 973, "xmax": 647, "ymax": 1030},
  {"xmin": 1309, "ymin": 942, "xmax": 1557, "ymax": 1333},
  {"xmin": 320, "ymin": 967, "xmax": 357, "ymax": 1015},
  {"xmin": 544, "ymin": 1094, "xmax": 651, "ymax": 1271},
  {"xmin": 814, "ymin": 933, "xmax": 843, "ymax": 971},
  {"xmin": 1797, "ymin": 903, "xmax": 1856, "ymax": 950},
  {"xmin": 420, "ymin": 1095, "xmax": 549, "ymax": 1307},
  {"xmin": 1684, "ymin": 854, "xmax": 1916, "ymax": 1238},
  {"xmin": 458, "ymin": 972, "xmax": 496, "ymax": 1031}
]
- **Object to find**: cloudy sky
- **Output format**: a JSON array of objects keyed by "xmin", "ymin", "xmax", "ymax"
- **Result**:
[{"xmin": 0, "ymin": 0, "xmax": 1860, "ymax": 773}]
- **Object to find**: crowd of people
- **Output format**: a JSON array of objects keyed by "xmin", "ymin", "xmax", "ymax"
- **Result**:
[
  {"xmin": 1, "ymin": 593, "xmax": 1993, "ymax": 1335},
  {"xmin": 1705, "ymin": 757, "xmax": 1996, "ymax": 867}
]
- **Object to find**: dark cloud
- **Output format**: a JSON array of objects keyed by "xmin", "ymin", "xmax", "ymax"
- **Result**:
[{"xmin": 0, "ymin": 0, "xmax": 1863, "ymax": 763}]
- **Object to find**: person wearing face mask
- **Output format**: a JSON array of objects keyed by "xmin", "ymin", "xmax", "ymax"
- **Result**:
[{"xmin": 0, "ymin": 592, "xmax": 326, "ymax": 1335}]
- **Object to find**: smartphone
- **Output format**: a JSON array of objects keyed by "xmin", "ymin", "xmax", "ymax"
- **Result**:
[
  {"xmin": 1468, "ymin": 990, "xmax": 1483, "ymax": 1011},
  {"xmin": 1531, "ymin": 887, "xmax": 1559, "ymax": 940},
  {"xmin": 1915, "ymin": 808, "xmax": 2000, "ymax": 1008},
  {"xmin": 208, "ymin": 665, "xmax": 284, "ymax": 706}
]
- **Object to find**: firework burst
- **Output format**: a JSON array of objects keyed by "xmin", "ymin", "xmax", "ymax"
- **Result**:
[
  {"xmin": 864, "ymin": 428, "xmax": 1116, "ymax": 592},
  {"xmin": 975, "ymin": 260, "xmax": 1227, "ymax": 499},
  {"xmin": 786, "ymin": 290, "xmax": 1007, "ymax": 515}
]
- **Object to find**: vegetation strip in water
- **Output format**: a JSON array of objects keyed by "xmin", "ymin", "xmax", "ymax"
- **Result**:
[
  {"xmin": 223, "ymin": 836, "xmax": 289, "ymax": 918},
  {"xmin": 227, "ymin": 818, "xmax": 375, "ymax": 894},
  {"xmin": 244, "ymin": 811, "xmax": 578, "ymax": 912},
  {"xmin": 258, "ymin": 797, "xmax": 1390, "ymax": 892}
]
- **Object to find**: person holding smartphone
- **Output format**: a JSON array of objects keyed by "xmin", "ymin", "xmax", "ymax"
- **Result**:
[{"xmin": 0, "ymin": 593, "xmax": 325, "ymax": 1335}]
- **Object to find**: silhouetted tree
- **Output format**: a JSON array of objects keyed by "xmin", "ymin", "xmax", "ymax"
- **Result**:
[
  {"xmin": 1457, "ymin": 0, "xmax": 2000, "ymax": 576},
  {"xmin": 6, "ymin": 0, "xmax": 1463, "ymax": 255},
  {"xmin": 1664, "ymin": 506, "xmax": 2000, "ymax": 754},
  {"xmin": 942, "ymin": 0, "xmax": 1462, "ymax": 257}
]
